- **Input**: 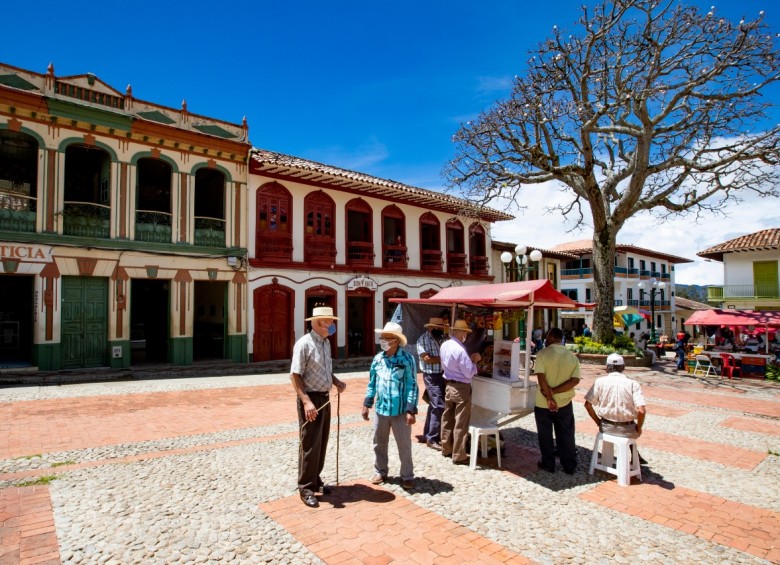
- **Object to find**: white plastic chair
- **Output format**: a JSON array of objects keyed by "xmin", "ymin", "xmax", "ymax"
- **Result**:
[
  {"xmin": 589, "ymin": 432, "xmax": 642, "ymax": 486},
  {"xmin": 693, "ymin": 354, "xmax": 717, "ymax": 377},
  {"xmin": 467, "ymin": 423, "xmax": 502, "ymax": 470}
]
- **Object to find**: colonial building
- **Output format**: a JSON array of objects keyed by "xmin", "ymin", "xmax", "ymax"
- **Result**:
[
  {"xmin": 699, "ymin": 228, "xmax": 780, "ymax": 311},
  {"xmin": 247, "ymin": 149, "xmax": 512, "ymax": 361},
  {"xmin": 549, "ymin": 240, "xmax": 693, "ymax": 337},
  {"xmin": 0, "ymin": 62, "xmax": 250, "ymax": 370}
]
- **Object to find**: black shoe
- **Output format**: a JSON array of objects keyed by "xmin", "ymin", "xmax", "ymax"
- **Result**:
[
  {"xmin": 300, "ymin": 491, "xmax": 319, "ymax": 508},
  {"xmin": 317, "ymin": 485, "xmax": 332, "ymax": 495},
  {"xmin": 427, "ymin": 441, "xmax": 442, "ymax": 451},
  {"xmin": 537, "ymin": 460, "xmax": 555, "ymax": 473},
  {"xmin": 563, "ymin": 467, "xmax": 576, "ymax": 475}
]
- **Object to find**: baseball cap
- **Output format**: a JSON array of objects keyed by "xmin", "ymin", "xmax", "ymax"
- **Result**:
[{"xmin": 606, "ymin": 353, "xmax": 625, "ymax": 366}]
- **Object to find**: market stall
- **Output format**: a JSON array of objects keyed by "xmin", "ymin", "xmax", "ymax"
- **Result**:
[
  {"xmin": 684, "ymin": 309, "xmax": 780, "ymax": 378},
  {"xmin": 392, "ymin": 279, "xmax": 577, "ymax": 425}
]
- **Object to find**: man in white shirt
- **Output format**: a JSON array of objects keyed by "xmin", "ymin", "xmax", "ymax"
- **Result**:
[{"xmin": 584, "ymin": 353, "xmax": 647, "ymax": 442}]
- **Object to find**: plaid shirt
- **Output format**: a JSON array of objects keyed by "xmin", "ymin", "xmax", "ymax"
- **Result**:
[
  {"xmin": 290, "ymin": 330, "xmax": 333, "ymax": 392},
  {"xmin": 416, "ymin": 331, "xmax": 442, "ymax": 374}
]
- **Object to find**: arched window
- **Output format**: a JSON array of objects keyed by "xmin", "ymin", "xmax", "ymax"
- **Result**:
[
  {"xmin": 304, "ymin": 191, "xmax": 336, "ymax": 266},
  {"xmin": 255, "ymin": 182, "xmax": 292, "ymax": 262},
  {"xmin": 0, "ymin": 131, "xmax": 38, "ymax": 234},
  {"xmin": 445, "ymin": 219, "xmax": 466, "ymax": 274},
  {"xmin": 469, "ymin": 223, "xmax": 489, "ymax": 276},
  {"xmin": 382, "ymin": 205, "xmax": 407, "ymax": 269},
  {"xmin": 345, "ymin": 198, "xmax": 374, "ymax": 267},
  {"xmin": 63, "ymin": 144, "xmax": 111, "ymax": 239},
  {"xmin": 136, "ymin": 157, "xmax": 173, "ymax": 243},
  {"xmin": 194, "ymin": 168, "xmax": 226, "ymax": 247},
  {"xmin": 420, "ymin": 212, "xmax": 442, "ymax": 272},
  {"xmin": 420, "ymin": 288, "xmax": 439, "ymax": 299}
]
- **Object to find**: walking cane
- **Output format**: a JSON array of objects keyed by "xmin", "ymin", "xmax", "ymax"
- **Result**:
[{"xmin": 336, "ymin": 389, "xmax": 341, "ymax": 486}]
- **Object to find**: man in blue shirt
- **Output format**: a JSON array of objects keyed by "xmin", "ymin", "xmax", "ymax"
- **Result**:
[
  {"xmin": 439, "ymin": 319, "xmax": 481, "ymax": 465},
  {"xmin": 362, "ymin": 322, "xmax": 419, "ymax": 490},
  {"xmin": 417, "ymin": 317, "xmax": 446, "ymax": 450}
]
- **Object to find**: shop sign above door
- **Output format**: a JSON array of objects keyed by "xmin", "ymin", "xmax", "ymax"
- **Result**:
[
  {"xmin": 0, "ymin": 243, "xmax": 52, "ymax": 262},
  {"xmin": 346, "ymin": 276, "xmax": 378, "ymax": 291}
]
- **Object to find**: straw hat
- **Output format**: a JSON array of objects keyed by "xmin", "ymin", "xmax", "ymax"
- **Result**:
[
  {"xmin": 424, "ymin": 317, "xmax": 446, "ymax": 329},
  {"xmin": 374, "ymin": 321, "xmax": 408, "ymax": 347},
  {"xmin": 304, "ymin": 306, "xmax": 340, "ymax": 321},
  {"xmin": 450, "ymin": 320, "xmax": 472, "ymax": 333}
]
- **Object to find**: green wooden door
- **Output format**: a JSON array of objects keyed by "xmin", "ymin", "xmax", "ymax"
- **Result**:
[
  {"xmin": 753, "ymin": 261, "xmax": 779, "ymax": 298},
  {"xmin": 62, "ymin": 276, "xmax": 108, "ymax": 368}
]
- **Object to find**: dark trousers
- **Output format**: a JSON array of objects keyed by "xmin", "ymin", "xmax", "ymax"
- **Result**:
[
  {"xmin": 423, "ymin": 372, "xmax": 445, "ymax": 443},
  {"xmin": 297, "ymin": 391, "xmax": 330, "ymax": 495},
  {"xmin": 534, "ymin": 401, "xmax": 577, "ymax": 473}
]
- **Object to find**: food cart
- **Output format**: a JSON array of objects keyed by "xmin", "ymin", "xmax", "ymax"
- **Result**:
[{"xmin": 392, "ymin": 280, "xmax": 577, "ymax": 426}]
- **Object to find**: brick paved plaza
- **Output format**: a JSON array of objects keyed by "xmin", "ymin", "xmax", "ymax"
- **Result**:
[{"xmin": 1, "ymin": 359, "xmax": 778, "ymax": 564}]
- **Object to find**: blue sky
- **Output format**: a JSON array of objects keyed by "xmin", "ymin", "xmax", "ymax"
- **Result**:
[{"xmin": 4, "ymin": 0, "xmax": 779, "ymax": 285}]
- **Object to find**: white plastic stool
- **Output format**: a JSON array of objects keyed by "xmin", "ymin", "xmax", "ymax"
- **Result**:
[
  {"xmin": 588, "ymin": 432, "xmax": 642, "ymax": 486},
  {"xmin": 467, "ymin": 424, "xmax": 501, "ymax": 470}
]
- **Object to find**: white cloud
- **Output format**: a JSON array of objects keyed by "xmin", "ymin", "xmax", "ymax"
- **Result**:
[{"xmin": 489, "ymin": 181, "xmax": 779, "ymax": 286}]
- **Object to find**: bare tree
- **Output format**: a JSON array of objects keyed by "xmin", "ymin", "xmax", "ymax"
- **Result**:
[{"xmin": 445, "ymin": 0, "xmax": 780, "ymax": 342}]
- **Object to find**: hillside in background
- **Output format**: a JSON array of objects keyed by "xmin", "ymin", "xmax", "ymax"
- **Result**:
[{"xmin": 676, "ymin": 284, "xmax": 709, "ymax": 304}]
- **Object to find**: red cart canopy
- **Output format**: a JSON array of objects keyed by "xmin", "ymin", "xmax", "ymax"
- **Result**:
[
  {"xmin": 684, "ymin": 309, "xmax": 780, "ymax": 327},
  {"xmin": 393, "ymin": 279, "xmax": 577, "ymax": 309}
]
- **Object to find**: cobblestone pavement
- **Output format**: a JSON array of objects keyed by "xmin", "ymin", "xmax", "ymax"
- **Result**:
[{"xmin": 1, "ymin": 358, "xmax": 779, "ymax": 564}]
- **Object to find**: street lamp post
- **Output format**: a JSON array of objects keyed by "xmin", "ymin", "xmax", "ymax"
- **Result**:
[
  {"xmin": 500, "ymin": 245, "xmax": 543, "ymax": 348},
  {"xmin": 637, "ymin": 277, "xmax": 666, "ymax": 344}
]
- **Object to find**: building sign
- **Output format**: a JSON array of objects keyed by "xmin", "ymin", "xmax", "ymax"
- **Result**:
[
  {"xmin": 346, "ymin": 276, "xmax": 378, "ymax": 291},
  {"xmin": 0, "ymin": 243, "xmax": 52, "ymax": 263}
]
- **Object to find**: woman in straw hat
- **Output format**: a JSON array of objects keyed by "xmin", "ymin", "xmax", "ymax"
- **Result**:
[{"xmin": 362, "ymin": 321, "xmax": 419, "ymax": 490}]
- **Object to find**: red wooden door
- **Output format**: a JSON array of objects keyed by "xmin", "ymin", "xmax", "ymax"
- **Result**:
[{"xmin": 253, "ymin": 285, "xmax": 293, "ymax": 361}]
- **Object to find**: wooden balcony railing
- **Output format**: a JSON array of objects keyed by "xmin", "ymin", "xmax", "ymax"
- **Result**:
[
  {"xmin": 421, "ymin": 249, "xmax": 443, "ymax": 272},
  {"xmin": 256, "ymin": 232, "xmax": 293, "ymax": 261},
  {"xmin": 347, "ymin": 241, "xmax": 374, "ymax": 267},
  {"xmin": 447, "ymin": 252, "xmax": 468, "ymax": 275},
  {"xmin": 382, "ymin": 244, "xmax": 408, "ymax": 269},
  {"xmin": 305, "ymin": 236, "xmax": 337, "ymax": 265},
  {"xmin": 469, "ymin": 255, "xmax": 489, "ymax": 276}
]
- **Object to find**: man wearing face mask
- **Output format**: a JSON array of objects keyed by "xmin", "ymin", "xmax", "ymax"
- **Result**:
[
  {"xmin": 416, "ymin": 317, "xmax": 447, "ymax": 450},
  {"xmin": 290, "ymin": 306, "xmax": 347, "ymax": 508},
  {"xmin": 362, "ymin": 322, "xmax": 419, "ymax": 490}
]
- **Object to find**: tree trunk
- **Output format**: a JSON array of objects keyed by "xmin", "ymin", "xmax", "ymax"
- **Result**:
[{"xmin": 591, "ymin": 226, "xmax": 617, "ymax": 344}]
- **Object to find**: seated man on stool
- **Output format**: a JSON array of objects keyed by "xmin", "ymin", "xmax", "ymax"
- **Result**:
[{"xmin": 584, "ymin": 353, "xmax": 647, "ymax": 464}]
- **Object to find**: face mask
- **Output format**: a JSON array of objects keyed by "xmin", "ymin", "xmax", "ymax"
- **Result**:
[
  {"xmin": 431, "ymin": 329, "xmax": 444, "ymax": 339},
  {"xmin": 379, "ymin": 338, "xmax": 393, "ymax": 351},
  {"xmin": 327, "ymin": 323, "xmax": 336, "ymax": 336}
]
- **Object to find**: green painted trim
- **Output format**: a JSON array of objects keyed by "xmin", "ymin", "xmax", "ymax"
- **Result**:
[
  {"xmin": 130, "ymin": 151, "xmax": 179, "ymax": 173},
  {"xmin": 170, "ymin": 337, "xmax": 193, "ymax": 365},
  {"xmin": 109, "ymin": 340, "xmax": 131, "ymax": 369},
  {"xmin": 33, "ymin": 343, "xmax": 61, "ymax": 371},
  {"xmin": 225, "ymin": 334, "xmax": 248, "ymax": 363},
  {"xmin": 0, "ymin": 123, "xmax": 46, "ymax": 147},
  {"xmin": 190, "ymin": 161, "xmax": 233, "ymax": 182},
  {"xmin": 58, "ymin": 137, "xmax": 119, "ymax": 161},
  {"xmin": 47, "ymin": 99, "xmax": 133, "ymax": 131},
  {"xmin": 0, "ymin": 229, "xmax": 246, "ymax": 256}
]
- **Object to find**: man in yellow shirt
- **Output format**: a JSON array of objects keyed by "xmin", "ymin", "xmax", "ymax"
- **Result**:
[{"xmin": 533, "ymin": 327, "xmax": 581, "ymax": 474}]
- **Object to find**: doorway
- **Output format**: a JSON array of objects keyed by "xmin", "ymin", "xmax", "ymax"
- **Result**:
[
  {"xmin": 305, "ymin": 288, "xmax": 337, "ymax": 358},
  {"xmin": 0, "ymin": 275, "xmax": 34, "ymax": 368},
  {"xmin": 253, "ymin": 283, "xmax": 293, "ymax": 361},
  {"xmin": 347, "ymin": 292, "xmax": 375, "ymax": 357},
  {"xmin": 61, "ymin": 276, "xmax": 108, "ymax": 368},
  {"xmin": 130, "ymin": 279, "xmax": 169, "ymax": 364},
  {"xmin": 194, "ymin": 281, "xmax": 227, "ymax": 360}
]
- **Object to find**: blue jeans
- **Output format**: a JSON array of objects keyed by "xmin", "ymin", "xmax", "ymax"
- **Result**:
[
  {"xmin": 676, "ymin": 348, "xmax": 686, "ymax": 369},
  {"xmin": 534, "ymin": 402, "xmax": 577, "ymax": 473},
  {"xmin": 373, "ymin": 413, "xmax": 414, "ymax": 480},
  {"xmin": 423, "ymin": 372, "xmax": 445, "ymax": 443}
]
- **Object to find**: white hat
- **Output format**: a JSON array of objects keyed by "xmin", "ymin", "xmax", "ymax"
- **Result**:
[
  {"xmin": 374, "ymin": 321, "xmax": 407, "ymax": 347},
  {"xmin": 305, "ymin": 306, "xmax": 340, "ymax": 321},
  {"xmin": 606, "ymin": 353, "xmax": 625, "ymax": 366},
  {"xmin": 424, "ymin": 317, "xmax": 446, "ymax": 329}
]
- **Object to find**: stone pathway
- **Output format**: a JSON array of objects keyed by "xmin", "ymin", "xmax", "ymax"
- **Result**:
[{"xmin": 0, "ymin": 359, "xmax": 778, "ymax": 564}]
